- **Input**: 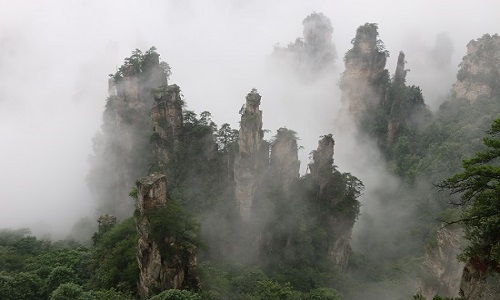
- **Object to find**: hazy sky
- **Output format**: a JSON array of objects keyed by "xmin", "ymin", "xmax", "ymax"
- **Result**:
[{"xmin": 0, "ymin": 0, "xmax": 499, "ymax": 234}]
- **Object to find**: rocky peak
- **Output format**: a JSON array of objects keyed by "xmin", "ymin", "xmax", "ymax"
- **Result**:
[
  {"xmin": 238, "ymin": 88, "xmax": 263, "ymax": 156},
  {"xmin": 136, "ymin": 173, "xmax": 167, "ymax": 214},
  {"xmin": 340, "ymin": 23, "xmax": 389, "ymax": 123},
  {"xmin": 244, "ymin": 88, "xmax": 262, "ymax": 114},
  {"xmin": 386, "ymin": 51, "xmax": 411, "ymax": 146},
  {"xmin": 270, "ymin": 128, "xmax": 300, "ymax": 193},
  {"xmin": 135, "ymin": 173, "xmax": 199, "ymax": 299},
  {"xmin": 308, "ymin": 134, "xmax": 360, "ymax": 269},
  {"xmin": 351, "ymin": 24, "xmax": 378, "ymax": 55},
  {"xmin": 96, "ymin": 214, "xmax": 117, "ymax": 230},
  {"xmin": 234, "ymin": 89, "xmax": 266, "ymax": 221},
  {"xmin": 309, "ymin": 134, "xmax": 334, "ymax": 197},
  {"xmin": 453, "ymin": 34, "xmax": 500, "ymax": 103},
  {"xmin": 88, "ymin": 47, "xmax": 169, "ymax": 218},
  {"xmin": 302, "ymin": 12, "xmax": 337, "ymax": 68},
  {"xmin": 394, "ymin": 51, "xmax": 407, "ymax": 85},
  {"xmin": 272, "ymin": 12, "xmax": 336, "ymax": 77},
  {"xmin": 151, "ymin": 84, "xmax": 183, "ymax": 171}
]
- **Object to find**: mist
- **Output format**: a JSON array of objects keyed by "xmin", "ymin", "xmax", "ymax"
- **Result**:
[{"xmin": 0, "ymin": 0, "xmax": 498, "ymax": 239}]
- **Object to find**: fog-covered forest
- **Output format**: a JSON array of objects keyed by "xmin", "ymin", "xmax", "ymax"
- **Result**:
[{"xmin": 1, "ymin": 1, "xmax": 500, "ymax": 300}]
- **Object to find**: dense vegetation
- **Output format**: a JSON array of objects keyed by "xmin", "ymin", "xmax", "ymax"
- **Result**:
[{"xmin": 439, "ymin": 119, "xmax": 500, "ymax": 270}]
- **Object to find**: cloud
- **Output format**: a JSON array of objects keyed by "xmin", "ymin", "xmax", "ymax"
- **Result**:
[{"xmin": 0, "ymin": 0, "xmax": 498, "ymax": 237}]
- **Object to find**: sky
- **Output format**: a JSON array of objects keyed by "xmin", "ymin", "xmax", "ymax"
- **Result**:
[{"xmin": 0, "ymin": 0, "xmax": 499, "ymax": 235}]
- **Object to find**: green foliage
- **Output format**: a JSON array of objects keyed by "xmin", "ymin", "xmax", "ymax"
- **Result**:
[
  {"xmin": 199, "ymin": 263, "xmax": 345, "ymax": 300},
  {"xmin": 113, "ymin": 46, "xmax": 170, "ymax": 82},
  {"xmin": 216, "ymin": 123, "xmax": 239, "ymax": 152},
  {"xmin": 255, "ymin": 280, "xmax": 294, "ymax": 300},
  {"xmin": 145, "ymin": 200, "xmax": 202, "ymax": 259},
  {"xmin": 439, "ymin": 118, "xmax": 500, "ymax": 269},
  {"xmin": 91, "ymin": 215, "xmax": 117, "ymax": 246},
  {"xmin": 307, "ymin": 287, "xmax": 342, "ymax": 300},
  {"xmin": 344, "ymin": 23, "xmax": 389, "ymax": 64},
  {"xmin": 0, "ymin": 272, "xmax": 44, "ymax": 300},
  {"xmin": 84, "ymin": 288, "xmax": 134, "ymax": 300},
  {"xmin": 273, "ymin": 128, "xmax": 299, "ymax": 142},
  {"xmin": 129, "ymin": 186, "xmax": 138, "ymax": 198},
  {"xmin": 413, "ymin": 293, "xmax": 464, "ymax": 300},
  {"xmin": 198, "ymin": 262, "xmax": 231, "ymax": 299},
  {"xmin": 89, "ymin": 217, "xmax": 138, "ymax": 294},
  {"xmin": 46, "ymin": 266, "xmax": 80, "ymax": 295},
  {"xmin": 49, "ymin": 283, "xmax": 84, "ymax": 300},
  {"xmin": 149, "ymin": 289, "xmax": 202, "ymax": 300},
  {"xmin": 0, "ymin": 227, "xmax": 97, "ymax": 299}
]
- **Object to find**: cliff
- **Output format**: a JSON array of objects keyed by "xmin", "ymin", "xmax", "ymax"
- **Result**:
[
  {"xmin": 87, "ymin": 47, "xmax": 170, "ymax": 217},
  {"xmin": 453, "ymin": 34, "xmax": 500, "ymax": 104},
  {"xmin": 234, "ymin": 89, "xmax": 267, "ymax": 221},
  {"xmin": 417, "ymin": 226, "xmax": 464, "ymax": 299},
  {"xmin": 386, "ymin": 51, "xmax": 407, "ymax": 145},
  {"xmin": 135, "ymin": 173, "xmax": 200, "ymax": 300},
  {"xmin": 340, "ymin": 25, "xmax": 428, "ymax": 152},
  {"xmin": 150, "ymin": 84, "xmax": 183, "ymax": 173},
  {"xmin": 309, "ymin": 134, "xmax": 334, "ymax": 198},
  {"xmin": 270, "ymin": 128, "xmax": 300, "ymax": 194},
  {"xmin": 459, "ymin": 261, "xmax": 500, "ymax": 299},
  {"xmin": 340, "ymin": 23, "xmax": 389, "ymax": 124},
  {"xmin": 272, "ymin": 12, "xmax": 336, "ymax": 78},
  {"xmin": 309, "ymin": 134, "xmax": 360, "ymax": 268}
]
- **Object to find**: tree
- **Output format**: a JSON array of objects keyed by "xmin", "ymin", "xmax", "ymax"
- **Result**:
[
  {"xmin": 149, "ymin": 289, "xmax": 201, "ymax": 300},
  {"xmin": 49, "ymin": 283, "xmax": 84, "ymax": 300},
  {"xmin": 46, "ymin": 266, "xmax": 80, "ymax": 295},
  {"xmin": 89, "ymin": 217, "xmax": 138, "ymax": 294},
  {"xmin": 307, "ymin": 287, "xmax": 342, "ymax": 300},
  {"xmin": 0, "ymin": 272, "xmax": 44, "ymax": 300},
  {"xmin": 438, "ymin": 118, "xmax": 500, "ymax": 270}
]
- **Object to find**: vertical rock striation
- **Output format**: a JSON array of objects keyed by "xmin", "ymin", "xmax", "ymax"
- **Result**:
[
  {"xmin": 87, "ymin": 48, "xmax": 170, "ymax": 217},
  {"xmin": 309, "ymin": 134, "xmax": 334, "ymax": 198},
  {"xmin": 234, "ymin": 89, "xmax": 265, "ymax": 221},
  {"xmin": 151, "ymin": 84, "xmax": 183, "ymax": 172},
  {"xmin": 453, "ymin": 34, "xmax": 500, "ymax": 104},
  {"xmin": 135, "ymin": 173, "xmax": 199, "ymax": 300},
  {"xmin": 459, "ymin": 261, "xmax": 500, "ymax": 300},
  {"xmin": 340, "ymin": 23, "xmax": 389, "ymax": 124},
  {"xmin": 270, "ymin": 128, "xmax": 300, "ymax": 194},
  {"xmin": 417, "ymin": 226, "xmax": 465, "ymax": 299},
  {"xmin": 309, "ymin": 134, "xmax": 359, "ymax": 269},
  {"xmin": 386, "ymin": 51, "xmax": 407, "ymax": 146}
]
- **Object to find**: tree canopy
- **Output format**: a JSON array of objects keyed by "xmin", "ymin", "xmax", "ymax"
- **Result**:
[{"xmin": 439, "ymin": 119, "xmax": 500, "ymax": 271}]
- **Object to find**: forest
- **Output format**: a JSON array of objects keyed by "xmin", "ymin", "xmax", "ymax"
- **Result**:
[{"xmin": 1, "ymin": 9, "xmax": 500, "ymax": 300}]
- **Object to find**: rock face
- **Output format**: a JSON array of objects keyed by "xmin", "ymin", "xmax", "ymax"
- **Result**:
[
  {"xmin": 301, "ymin": 12, "xmax": 337, "ymax": 71},
  {"xmin": 151, "ymin": 84, "xmax": 183, "ymax": 171},
  {"xmin": 87, "ymin": 48, "xmax": 170, "ymax": 218},
  {"xmin": 340, "ymin": 23, "xmax": 389, "ymax": 123},
  {"xmin": 417, "ymin": 226, "xmax": 465, "ymax": 299},
  {"xmin": 393, "ymin": 51, "xmax": 408, "ymax": 86},
  {"xmin": 270, "ymin": 128, "xmax": 300, "ymax": 194},
  {"xmin": 452, "ymin": 34, "xmax": 500, "ymax": 104},
  {"xmin": 309, "ymin": 135, "xmax": 357, "ymax": 269},
  {"xmin": 459, "ymin": 261, "xmax": 500, "ymax": 300},
  {"xmin": 234, "ymin": 89, "xmax": 266, "ymax": 221},
  {"xmin": 386, "ymin": 51, "xmax": 408, "ymax": 146},
  {"xmin": 309, "ymin": 134, "xmax": 334, "ymax": 198},
  {"xmin": 339, "ymin": 24, "xmax": 428, "ymax": 151},
  {"xmin": 272, "ymin": 12, "xmax": 336, "ymax": 77},
  {"xmin": 135, "ymin": 173, "xmax": 199, "ymax": 300}
]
